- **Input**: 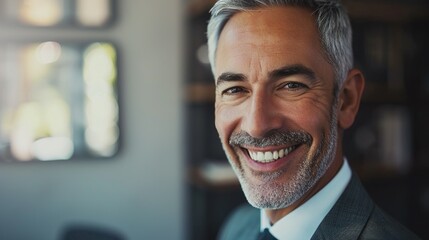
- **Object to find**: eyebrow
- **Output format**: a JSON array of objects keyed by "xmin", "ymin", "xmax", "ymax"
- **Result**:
[
  {"xmin": 216, "ymin": 72, "xmax": 246, "ymax": 86},
  {"xmin": 269, "ymin": 64, "xmax": 316, "ymax": 82},
  {"xmin": 216, "ymin": 64, "xmax": 316, "ymax": 86}
]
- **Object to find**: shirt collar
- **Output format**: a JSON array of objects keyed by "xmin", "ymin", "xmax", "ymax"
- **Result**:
[{"xmin": 260, "ymin": 159, "xmax": 352, "ymax": 240}]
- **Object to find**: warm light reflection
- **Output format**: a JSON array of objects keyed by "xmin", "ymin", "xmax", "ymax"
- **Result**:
[
  {"xmin": 2, "ymin": 42, "xmax": 72, "ymax": 161},
  {"xmin": 32, "ymin": 137, "xmax": 73, "ymax": 161},
  {"xmin": 10, "ymin": 102, "xmax": 42, "ymax": 161},
  {"xmin": 19, "ymin": 0, "xmax": 63, "ymax": 26},
  {"xmin": 7, "ymin": 92, "xmax": 72, "ymax": 161},
  {"xmin": 83, "ymin": 43, "xmax": 118, "ymax": 157},
  {"xmin": 76, "ymin": 0, "xmax": 110, "ymax": 26},
  {"xmin": 0, "ymin": 42, "xmax": 119, "ymax": 161},
  {"xmin": 36, "ymin": 41, "xmax": 62, "ymax": 64},
  {"xmin": 2, "ymin": 0, "xmax": 113, "ymax": 27}
]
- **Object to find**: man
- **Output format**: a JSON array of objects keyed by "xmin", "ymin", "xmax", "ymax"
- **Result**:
[{"xmin": 207, "ymin": 0, "xmax": 420, "ymax": 239}]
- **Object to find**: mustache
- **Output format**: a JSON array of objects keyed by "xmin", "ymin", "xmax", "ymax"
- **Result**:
[{"xmin": 229, "ymin": 130, "xmax": 312, "ymax": 148}]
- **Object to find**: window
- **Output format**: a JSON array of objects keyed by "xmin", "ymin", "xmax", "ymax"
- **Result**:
[{"xmin": 0, "ymin": 0, "xmax": 119, "ymax": 162}]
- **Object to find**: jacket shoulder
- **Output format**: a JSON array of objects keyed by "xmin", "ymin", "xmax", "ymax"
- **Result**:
[
  {"xmin": 312, "ymin": 173, "xmax": 421, "ymax": 240},
  {"xmin": 360, "ymin": 206, "xmax": 421, "ymax": 240},
  {"xmin": 217, "ymin": 204, "xmax": 260, "ymax": 240}
]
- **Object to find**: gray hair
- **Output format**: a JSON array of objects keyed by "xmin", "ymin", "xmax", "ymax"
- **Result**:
[{"xmin": 207, "ymin": 0, "xmax": 353, "ymax": 87}]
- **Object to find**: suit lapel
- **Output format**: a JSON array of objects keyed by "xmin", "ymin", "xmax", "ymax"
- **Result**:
[{"xmin": 311, "ymin": 174, "xmax": 374, "ymax": 240}]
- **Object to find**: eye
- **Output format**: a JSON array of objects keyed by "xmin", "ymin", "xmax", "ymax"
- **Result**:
[
  {"xmin": 222, "ymin": 86, "xmax": 246, "ymax": 95},
  {"xmin": 281, "ymin": 82, "xmax": 308, "ymax": 90}
]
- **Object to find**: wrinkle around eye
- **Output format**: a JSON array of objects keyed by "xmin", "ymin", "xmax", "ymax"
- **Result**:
[
  {"xmin": 217, "ymin": 85, "xmax": 250, "ymax": 103},
  {"xmin": 287, "ymin": 82, "xmax": 306, "ymax": 89},
  {"xmin": 277, "ymin": 81, "xmax": 309, "ymax": 92},
  {"xmin": 223, "ymin": 86, "xmax": 246, "ymax": 95}
]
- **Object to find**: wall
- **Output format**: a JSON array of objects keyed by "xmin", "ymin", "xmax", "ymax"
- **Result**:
[{"xmin": 0, "ymin": 0, "xmax": 185, "ymax": 239}]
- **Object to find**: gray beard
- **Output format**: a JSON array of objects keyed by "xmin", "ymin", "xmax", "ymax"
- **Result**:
[{"xmin": 225, "ymin": 101, "xmax": 338, "ymax": 210}]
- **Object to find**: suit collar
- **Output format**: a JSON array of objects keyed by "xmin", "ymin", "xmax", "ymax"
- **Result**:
[{"xmin": 311, "ymin": 173, "xmax": 374, "ymax": 240}]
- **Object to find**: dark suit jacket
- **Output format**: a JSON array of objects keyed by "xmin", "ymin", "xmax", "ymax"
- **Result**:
[{"xmin": 218, "ymin": 174, "xmax": 421, "ymax": 240}]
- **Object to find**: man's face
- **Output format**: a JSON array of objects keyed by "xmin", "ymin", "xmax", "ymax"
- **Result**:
[{"xmin": 214, "ymin": 7, "xmax": 343, "ymax": 209}]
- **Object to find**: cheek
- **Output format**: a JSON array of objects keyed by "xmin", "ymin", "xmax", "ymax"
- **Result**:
[
  {"xmin": 291, "ymin": 101, "xmax": 332, "ymax": 138},
  {"xmin": 215, "ymin": 104, "xmax": 241, "ymax": 141}
]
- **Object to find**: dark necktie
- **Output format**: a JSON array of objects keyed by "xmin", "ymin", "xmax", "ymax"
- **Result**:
[{"xmin": 257, "ymin": 228, "xmax": 278, "ymax": 240}]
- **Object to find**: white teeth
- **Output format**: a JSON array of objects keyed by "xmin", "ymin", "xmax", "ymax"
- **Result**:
[
  {"xmin": 264, "ymin": 152, "xmax": 273, "ymax": 160},
  {"xmin": 279, "ymin": 149, "xmax": 285, "ymax": 158},
  {"xmin": 273, "ymin": 151, "xmax": 278, "ymax": 160},
  {"xmin": 257, "ymin": 152, "xmax": 264, "ymax": 161},
  {"xmin": 248, "ymin": 146, "xmax": 296, "ymax": 163}
]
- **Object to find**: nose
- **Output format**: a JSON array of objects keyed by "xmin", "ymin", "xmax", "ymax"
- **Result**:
[{"xmin": 241, "ymin": 92, "xmax": 282, "ymax": 138}]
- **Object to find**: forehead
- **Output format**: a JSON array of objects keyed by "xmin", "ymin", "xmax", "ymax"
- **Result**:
[
  {"xmin": 221, "ymin": 6, "xmax": 318, "ymax": 42},
  {"xmin": 215, "ymin": 6, "xmax": 331, "ymax": 78}
]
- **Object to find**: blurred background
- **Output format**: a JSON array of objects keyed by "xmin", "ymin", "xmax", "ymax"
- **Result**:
[
  {"xmin": 0, "ymin": 0, "xmax": 428, "ymax": 240},
  {"xmin": 0, "ymin": 0, "xmax": 184, "ymax": 239}
]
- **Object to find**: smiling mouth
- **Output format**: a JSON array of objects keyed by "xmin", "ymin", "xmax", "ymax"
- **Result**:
[{"xmin": 245, "ymin": 145, "xmax": 299, "ymax": 163}]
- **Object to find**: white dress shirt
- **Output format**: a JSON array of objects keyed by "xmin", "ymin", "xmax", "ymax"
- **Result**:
[{"xmin": 260, "ymin": 159, "xmax": 352, "ymax": 240}]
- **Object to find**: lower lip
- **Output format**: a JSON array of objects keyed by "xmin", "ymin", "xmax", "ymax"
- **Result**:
[{"xmin": 243, "ymin": 145, "xmax": 302, "ymax": 172}]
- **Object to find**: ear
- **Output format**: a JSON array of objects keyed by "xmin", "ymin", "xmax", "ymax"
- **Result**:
[{"xmin": 337, "ymin": 69, "xmax": 365, "ymax": 129}]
